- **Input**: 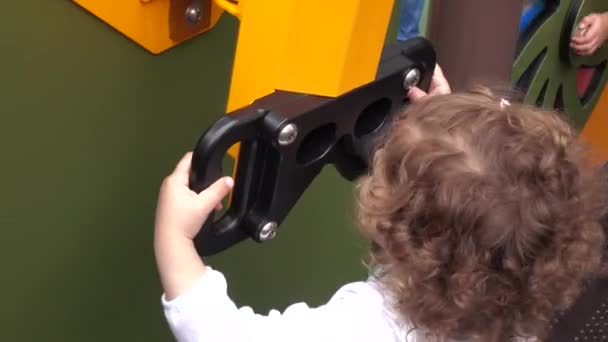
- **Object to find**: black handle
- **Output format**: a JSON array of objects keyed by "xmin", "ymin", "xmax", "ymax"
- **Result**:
[{"xmin": 189, "ymin": 109, "xmax": 266, "ymax": 256}]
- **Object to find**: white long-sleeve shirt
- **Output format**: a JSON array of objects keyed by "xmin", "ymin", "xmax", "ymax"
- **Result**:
[{"xmin": 161, "ymin": 266, "xmax": 416, "ymax": 342}]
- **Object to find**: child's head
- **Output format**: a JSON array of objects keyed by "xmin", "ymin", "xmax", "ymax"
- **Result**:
[{"xmin": 357, "ymin": 88, "xmax": 607, "ymax": 341}]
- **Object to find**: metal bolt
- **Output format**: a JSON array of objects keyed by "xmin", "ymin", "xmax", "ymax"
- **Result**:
[
  {"xmin": 403, "ymin": 68, "xmax": 421, "ymax": 90},
  {"xmin": 185, "ymin": 3, "xmax": 202, "ymax": 25},
  {"xmin": 258, "ymin": 222, "xmax": 278, "ymax": 241},
  {"xmin": 278, "ymin": 123, "xmax": 298, "ymax": 146}
]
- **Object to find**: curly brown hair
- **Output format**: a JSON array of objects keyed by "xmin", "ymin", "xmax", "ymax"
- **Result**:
[{"xmin": 356, "ymin": 88, "xmax": 608, "ymax": 341}]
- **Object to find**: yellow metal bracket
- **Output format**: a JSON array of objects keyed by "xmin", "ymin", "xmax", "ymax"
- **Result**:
[
  {"xmin": 73, "ymin": 0, "xmax": 228, "ymax": 54},
  {"xmin": 74, "ymin": 0, "xmax": 394, "ymax": 96},
  {"xmin": 214, "ymin": 0, "xmax": 241, "ymax": 18}
]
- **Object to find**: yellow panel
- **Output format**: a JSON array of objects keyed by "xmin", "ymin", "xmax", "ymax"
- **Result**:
[
  {"xmin": 72, "ymin": 0, "xmax": 395, "ymax": 196},
  {"xmin": 224, "ymin": 0, "xmax": 297, "ymax": 158},
  {"xmin": 72, "ymin": 0, "xmax": 394, "ymax": 157},
  {"xmin": 225, "ymin": 0, "xmax": 395, "ymax": 155},
  {"xmin": 73, "ymin": 0, "xmax": 225, "ymax": 54},
  {"xmin": 279, "ymin": 0, "xmax": 394, "ymax": 97},
  {"xmin": 73, "ymin": 0, "xmax": 393, "ymax": 108},
  {"xmin": 224, "ymin": 0, "xmax": 296, "ymax": 112},
  {"xmin": 581, "ymin": 85, "xmax": 608, "ymax": 165},
  {"xmin": 227, "ymin": 0, "xmax": 394, "ymax": 110}
]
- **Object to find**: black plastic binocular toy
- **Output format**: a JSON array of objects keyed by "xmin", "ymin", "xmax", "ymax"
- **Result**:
[{"xmin": 189, "ymin": 37, "xmax": 437, "ymax": 256}]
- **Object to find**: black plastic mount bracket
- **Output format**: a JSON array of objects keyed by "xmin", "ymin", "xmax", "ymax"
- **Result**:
[{"xmin": 189, "ymin": 37, "xmax": 437, "ymax": 256}]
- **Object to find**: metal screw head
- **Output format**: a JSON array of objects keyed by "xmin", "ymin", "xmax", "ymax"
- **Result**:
[
  {"xmin": 258, "ymin": 222, "xmax": 278, "ymax": 241},
  {"xmin": 185, "ymin": 4, "xmax": 202, "ymax": 25},
  {"xmin": 278, "ymin": 123, "xmax": 298, "ymax": 146},
  {"xmin": 403, "ymin": 68, "xmax": 421, "ymax": 90}
]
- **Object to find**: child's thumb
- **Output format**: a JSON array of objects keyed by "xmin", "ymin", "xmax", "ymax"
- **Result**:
[
  {"xmin": 407, "ymin": 87, "xmax": 428, "ymax": 102},
  {"xmin": 580, "ymin": 15, "xmax": 594, "ymax": 28},
  {"xmin": 197, "ymin": 177, "xmax": 234, "ymax": 212}
]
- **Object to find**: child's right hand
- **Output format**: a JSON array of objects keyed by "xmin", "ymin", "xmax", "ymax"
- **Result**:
[
  {"xmin": 407, "ymin": 64, "xmax": 451, "ymax": 102},
  {"xmin": 570, "ymin": 12, "xmax": 608, "ymax": 56}
]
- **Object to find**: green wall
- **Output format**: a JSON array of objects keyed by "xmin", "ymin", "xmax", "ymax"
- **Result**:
[{"xmin": 0, "ymin": 1, "xmax": 400, "ymax": 341}]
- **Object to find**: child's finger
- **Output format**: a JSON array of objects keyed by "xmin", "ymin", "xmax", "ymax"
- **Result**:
[
  {"xmin": 574, "ymin": 40, "xmax": 597, "ymax": 54},
  {"xmin": 580, "ymin": 15, "xmax": 596, "ymax": 27},
  {"xmin": 433, "ymin": 65, "xmax": 449, "ymax": 89},
  {"xmin": 430, "ymin": 84, "xmax": 451, "ymax": 96},
  {"xmin": 430, "ymin": 65, "xmax": 451, "ymax": 95},
  {"xmin": 576, "ymin": 46, "xmax": 596, "ymax": 56},
  {"xmin": 571, "ymin": 42, "xmax": 584, "ymax": 51},
  {"xmin": 584, "ymin": 44, "xmax": 599, "ymax": 56},
  {"xmin": 172, "ymin": 152, "xmax": 194, "ymax": 185},
  {"xmin": 571, "ymin": 38, "xmax": 593, "ymax": 47},
  {"xmin": 407, "ymin": 87, "xmax": 428, "ymax": 102},
  {"xmin": 573, "ymin": 49, "xmax": 587, "ymax": 56},
  {"xmin": 578, "ymin": 15, "xmax": 596, "ymax": 33},
  {"xmin": 571, "ymin": 35, "xmax": 591, "ymax": 45},
  {"xmin": 197, "ymin": 177, "xmax": 234, "ymax": 213}
]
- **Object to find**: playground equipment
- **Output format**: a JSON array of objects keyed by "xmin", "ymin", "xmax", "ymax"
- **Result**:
[
  {"xmin": 58, "ymin": 0, "xmax": 608, "ymax": 341},
  {"xmin": 189, "ymin": 40, "xmax": 435, "ymax": 255},
  {"xmin": 429, "ymin": 0, "xmax": 608, "ymax": 161},
  {"xmin": 73, "ymin": 0, "xmax": 436, "ymax": 254},
  {"xmin": 72, "ymin": 0, "xmax": 608, "ymax": 255},
  {"xmin": 514, "ymin": 0, "xmax": 608, "ymax": 128}
]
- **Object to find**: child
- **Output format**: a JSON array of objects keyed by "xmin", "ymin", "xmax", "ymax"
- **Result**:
[
  {"xmin": 398, "ymin": 0, "xmax": 425, "ymax": 42},
  {"xmin": 154, "ymin": 68, "xmax": 607, "ymax": 341}
]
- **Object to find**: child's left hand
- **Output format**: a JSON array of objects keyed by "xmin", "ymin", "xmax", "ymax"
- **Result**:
[
  {"xmin": 570, "ymin": 12, "xmax": 608, "ymax": 56},
  {"xmin": 154, "ymin": 152, "xmax": 234, "ymax": 300},
  {"xmin": 155, "ymin": 152, "xmax": 234, "ymax": 241}
]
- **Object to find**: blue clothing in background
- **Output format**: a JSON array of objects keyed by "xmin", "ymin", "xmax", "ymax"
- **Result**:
[
  {"xmin": 520, "ymin": 0, "xmax": 546, "ymax": 33},
  {"xmin": 398, "ymin": 0, "xmax": 424, "ymax": 41},
  {"xmin": 399, "ymin": 0, "xmax": 546, "ymax": 40}
]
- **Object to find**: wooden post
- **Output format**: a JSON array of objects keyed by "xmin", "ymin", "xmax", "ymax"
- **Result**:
[{"xmin": 427, "ymin": 0, "xmax": 524, "ymax": 91}]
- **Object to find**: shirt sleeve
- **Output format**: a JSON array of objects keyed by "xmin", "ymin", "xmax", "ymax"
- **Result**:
[{"xmin": 161, "ymin": 267, "xmax": 402, "ymax": 342}]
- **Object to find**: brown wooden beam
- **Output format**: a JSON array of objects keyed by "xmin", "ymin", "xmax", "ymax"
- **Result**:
[{"xmin": 427, "ymin": 0, "xmax": 524, "ymax": 91}]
